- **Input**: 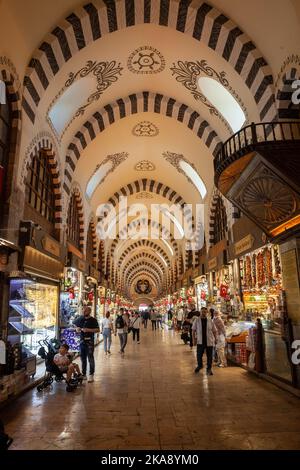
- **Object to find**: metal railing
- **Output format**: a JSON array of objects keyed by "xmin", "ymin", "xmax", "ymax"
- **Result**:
[{"xmin": 214, "ymin": 121, "xmax": 300, "ymax": 173}]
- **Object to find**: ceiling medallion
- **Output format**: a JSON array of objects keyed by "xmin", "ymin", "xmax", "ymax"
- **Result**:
[
  {"xmin": 135, "ymin": 160, "xmax": 156, "ymax": 171},
  {"xmin": 132, "ymin": 121, "xmax": 159, "ymax": 137},
  {"xmin": 127, "ymin": 46, "xmax": 165, "ymax": 74},
  {"xmin": 136, "ymin": 192, "xmax": 154, "ymax": 199},
  {"xmin": 241, "ymin": 177, "xmax": 296, "ymax": 225},
  {"xmin": 135, "ymin": 279, "xmax": 152, "ymax": 295},
  {"xmin": 170, "ymin": 60, "xmax": 247, "ymax": 131}
]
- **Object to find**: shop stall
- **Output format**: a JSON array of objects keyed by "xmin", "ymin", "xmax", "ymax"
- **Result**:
[
  {"xmin": 60, "ymin": 252, "xmax": 86, "ymax": 351},
  {"xmin": 194, "ymin": 275, "xmax": 208, "ymax": 310},
  {"xmin": 15, "ymin": 223, "xmax": 64, "ymax": 358}
]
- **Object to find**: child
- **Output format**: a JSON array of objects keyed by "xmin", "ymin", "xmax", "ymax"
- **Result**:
[{"xmin": 54, "ymin": 343, "xmax": 82, "ymax": 384}]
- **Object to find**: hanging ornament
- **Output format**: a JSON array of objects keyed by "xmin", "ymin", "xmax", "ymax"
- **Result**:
[
  {"xmin": 88, "ymin": 291, "xmax": 94, "ymax": 301},
  {"xmin": 201, "ymin": 290, "xmax": 206, "ymax": 300},
  {"xmin": 220, "ymin": 284, "xmax": 228, "ymax": 298}
]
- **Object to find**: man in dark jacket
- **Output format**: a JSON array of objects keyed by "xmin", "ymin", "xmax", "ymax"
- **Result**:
[{"xmin": 73, "ymin": 306, "xmax": 99, "ymax": 383}]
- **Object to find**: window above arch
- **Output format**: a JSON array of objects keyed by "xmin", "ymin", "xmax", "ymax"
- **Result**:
[
  {"xmin": 179, "ymin": 160, "xmax": 207, "ymax": 199},
  {"xmin": 198, "ymin": 77, "xmax": 246, "ymax": 133},
  {"xmin": 212, "ymin": 196, "xmax": 227, "ymax": 245},
  {"xmin": 86, "ymin": 160, "xmax": 113, "ymax": 199},
  {"xmin": 67, "ymin": 193, "xmax": 81, "ymax": 250},
  {"xmin": 25, "ymin": 150, "xmax": 55, "ymax": 225}
]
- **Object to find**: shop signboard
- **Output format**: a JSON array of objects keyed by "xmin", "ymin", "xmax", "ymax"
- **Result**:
[
  {"xmin": 67, "ymin": 252, "xmax": 87, "ymax": 273},
  {"xmin": 23, "ymin": 246, "xmax": 64, "ymax": 280},
  {"xmin": 234, "ymin": 234, "xmax": 255, "ymax": 256},
  {"xmin": 42, "ymin": 236, "xmax": 61, "ymax": 258},
  {"xmin": 208, "ymin": 257, "xmax": 217, "ymax": 270}
]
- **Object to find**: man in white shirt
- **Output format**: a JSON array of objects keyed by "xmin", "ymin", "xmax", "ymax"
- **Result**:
[
  {"xmin": 192, "ymin": 307, "xmax": 217, "ymax": 376},
  {"xmin": 177, "ymin": 307, "xmax": 184, "ymax": 330}
]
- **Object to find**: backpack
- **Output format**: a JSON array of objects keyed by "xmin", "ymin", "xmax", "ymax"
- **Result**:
[{"xmin": 116, "ymin": 315, "xmax": 125, "ymax": 329}]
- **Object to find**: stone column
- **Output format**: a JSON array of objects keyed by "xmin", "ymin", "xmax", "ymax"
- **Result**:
[{"xmin": 279, "ymin": 238, "xmax": 300, "ymax": 387}]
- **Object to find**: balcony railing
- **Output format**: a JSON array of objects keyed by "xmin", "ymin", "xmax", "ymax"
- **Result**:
[{"xmin": 214, "ymin": 121, "xmax": 300, "ymax": 176}]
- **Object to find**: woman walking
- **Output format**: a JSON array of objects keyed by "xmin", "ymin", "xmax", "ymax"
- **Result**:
[{"xmin": 101, "ymin": 311, "xmax": 114, "ymax": 355}]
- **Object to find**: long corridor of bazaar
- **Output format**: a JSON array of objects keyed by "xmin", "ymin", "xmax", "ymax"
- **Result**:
[{"xmin": 0, "ymin": 0, "xmax": 300, "ymax": 452}]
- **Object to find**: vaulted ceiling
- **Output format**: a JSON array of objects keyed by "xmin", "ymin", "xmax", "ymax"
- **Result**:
[{"xmin": 1, "ymin": 0, "xmax": 299, "ymax": 301}]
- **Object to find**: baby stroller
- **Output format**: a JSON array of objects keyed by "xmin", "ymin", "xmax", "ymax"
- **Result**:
[
  {"xmin": 181, "ymin": 320, "xmax": 190, "ymax": 345},
  {"xmin": 0, "ymin": 420, "xmax": 13, "ymax": 450},
  {"xmin": 37, "ymin": 337, "xmax": 82, "ymax": 392}
]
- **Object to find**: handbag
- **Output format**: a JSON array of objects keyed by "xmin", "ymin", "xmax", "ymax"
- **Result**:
[{"xmin": 128, "ymin": 317, "xmax": 138, "ymax": 333}]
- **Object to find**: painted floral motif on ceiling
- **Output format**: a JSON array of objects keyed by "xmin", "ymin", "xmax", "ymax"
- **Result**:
[
  {"xmin": 134, "ymin": 160, "xmax": 156, "ymax": 171},
  {"xmin": 127, "ymin": 46, "xmax": 165, "ymax": 74},
  {"xmin": 132, "ymin": 121, "xmax": 159, "ymax": 137},
  {"xmin": 47, "ymin": 60, "xmax": 123, "ymax": 139},
  {"xmin": 170, "ymin": 60, "xmax": 248, "ymax": 131},
  {"xmin": 136, "ymin": 192, "xmax": 154, "ymax": 199},
  {"xmin": 92, "ymin": 151, "xmax": 129, "ymax": 183}
]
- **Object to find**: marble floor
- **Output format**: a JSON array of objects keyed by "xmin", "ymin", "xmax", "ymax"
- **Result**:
[{"xmin": 1, "ymin": 326, "xmax": 300, "ymax": 450}]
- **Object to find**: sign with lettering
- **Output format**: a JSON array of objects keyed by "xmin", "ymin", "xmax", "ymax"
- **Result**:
[
  {"xmin": 208, "ymin": 257, "xmax": 217, "ymax": 270},
  {"xmin": 42, "ymin": 236, "xmax": 60, "ymax": 258},
  {"xmin": 234, "ymin": 234, "xmax": 254, "ymax": 256}
]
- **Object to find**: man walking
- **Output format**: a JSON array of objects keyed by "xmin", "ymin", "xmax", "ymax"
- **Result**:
[
  {"xmin": 74, "ymin": 306, "xmax": 100, "ymax": 382},
  {"xmin": 192, "ymin": 307, "xmax": 217, "ymax": 376},
  {"xmin": 115, "ymin": 308, "xmax": 129, "ymax": 355}
]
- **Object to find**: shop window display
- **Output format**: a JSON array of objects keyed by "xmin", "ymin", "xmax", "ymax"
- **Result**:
[
  {"xmin": 60, "ymin": 268, "xmax": 83, "ymax": 351},
  {"xmin": 8, "ymin": 279, "xmax": 58, "ymax": 354},
  {"xmin": 239, "ymin": 245, "xmax": 283, "ymax": 330}
]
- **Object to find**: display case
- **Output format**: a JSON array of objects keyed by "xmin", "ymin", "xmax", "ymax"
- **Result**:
[
  {"xmin": 60, "ymin": 267, "xmax": 83, "ymax": 351},
  {"xmin": 8, "ymin": 278, "xmax": 58, "ymax": 355}
]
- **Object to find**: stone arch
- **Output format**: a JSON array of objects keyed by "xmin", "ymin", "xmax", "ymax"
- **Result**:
[
  {"xmin": 0, "ymin": 58, "xmax": 22, "ymax": 224},
  {"xmin": 121, "ymin": 253, "xmax": 166, "ymax": 277},
  {"xmin": 116, "ymin": 240, "xmax": 172, "ymax": 268},
  {"xmin": 23, "ymin": 0, "xmax": 276, "ymax": 125},
  {"xmin": 126, "ymin": 271, "xmax": 162, "ymax": 292},
  {"xmin": 63, "ymin": 92, "xmax": 222, "ymax": 193},
  {"xmin": 109, "ymin": 219, "xmax": 179, "ymax": 260},
  {"xmin": 125, "ymin": 266, "xmax": 164, "ymax": 289},
  {"xmin": 97, "ymin": 178, "xmax": 194, "ymax": 231}
]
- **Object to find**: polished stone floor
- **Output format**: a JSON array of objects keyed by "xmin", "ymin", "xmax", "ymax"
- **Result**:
[{"xmin": 1, "ymin": 326, "xmax": 300, "ymax": 450}]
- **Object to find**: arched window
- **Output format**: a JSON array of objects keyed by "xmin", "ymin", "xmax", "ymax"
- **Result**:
[
  {"xmin": 86, "ymin": 222, "xmax": 96, "ymax": 267},
  {"xmin": 213, "ymin": 197, "xmax": 227, "ymax": 244},
  {"xmin": 98, "ymin": 241, "xmax": 105, "ymax": 278},
  {"xmin": 0, "ymin": 89, "xmax": 11, "ymax": 204},
  {"xmin": 67, "ymin": 193, "xmax": 81, "ymax": 250},
  {"xmin": 187, "ymin": 250, "xmax": 193, "ymax": 269},
  {"xmin": 25, "ymin": 150, "xmax": 56, "ymax": 225}
]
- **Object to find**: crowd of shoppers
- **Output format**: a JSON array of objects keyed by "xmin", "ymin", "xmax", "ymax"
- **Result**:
[{"xmin": 72, "ymin": 302, "xmax": 227, "ymax": 383}]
